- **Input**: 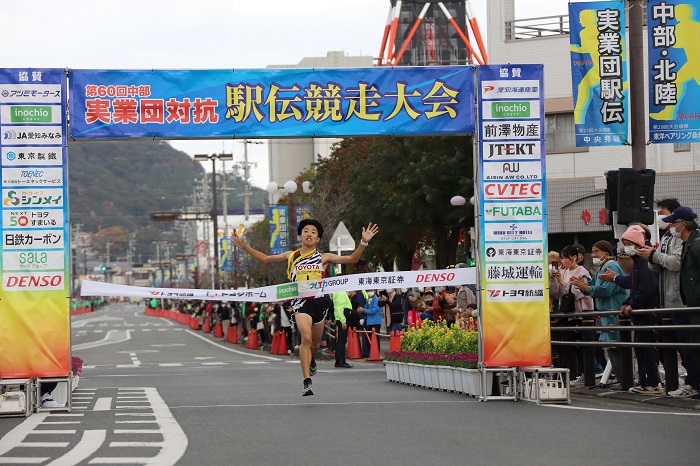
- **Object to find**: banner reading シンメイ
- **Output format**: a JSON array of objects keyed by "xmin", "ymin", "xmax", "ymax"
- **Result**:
[
  {"xmin": 69, "ymin": 67, "xmax": 475, "ymax": 139},
  {"xmin": 0, "ymin": 68, "xmax": 71, "ymax": 378},
  {"xmin": 569, "ymin": 1, "xmax": 628, "ymax": 147},
  {"xmin": 647, "ymin": 0, "xmax": 700, "ymax": 143}
]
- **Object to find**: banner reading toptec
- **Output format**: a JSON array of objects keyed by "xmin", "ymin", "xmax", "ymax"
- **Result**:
[{"xmin": 69, "ymin": 67, "xmax": 475, "ymax": 139}]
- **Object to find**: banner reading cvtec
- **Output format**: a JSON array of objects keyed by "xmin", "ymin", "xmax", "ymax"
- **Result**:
[{"xmin": 69, "ymin": 67, "xmax": 475, "ymax": 139}]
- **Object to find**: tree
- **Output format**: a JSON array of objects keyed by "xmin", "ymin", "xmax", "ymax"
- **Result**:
[{"xmin": 92, "ymin": 226, "xmax": 129, "ymax": 261}]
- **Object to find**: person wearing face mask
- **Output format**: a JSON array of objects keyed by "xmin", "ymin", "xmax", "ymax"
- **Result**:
[
  {"xmin": 662, "ymin": 205, "xmax": 700, "ymax": 400},
  {"xmin": 572, "ymin": 240, "xmax": 628, "ymax": 382},
  {"xmin": 379, "ymin": 288, "xmax": 403, "ymax": 333},
  {"xmin": 600, "ymin": 225, "xmax": 662, "ymax": 394},
  {"xmin": 361, "ymin": 290, "xmax": 382, "ymax": 358},
  {"xmin": 638, "ymin": 199, "xmax": 700, "ymax": 397}
]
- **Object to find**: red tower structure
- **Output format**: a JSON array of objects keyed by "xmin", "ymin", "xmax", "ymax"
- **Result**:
[{"xmin": 377, "ymin": 0, "xmax": 487, "ymax": 67}]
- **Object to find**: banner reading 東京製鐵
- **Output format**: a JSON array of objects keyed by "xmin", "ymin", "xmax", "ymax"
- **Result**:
[
  {"xmin": 0, "ymin": 68, "xmax": 71, "ymax": 378},
  {"xmin": 69, "ymin": 67, "xmax": 475, "ymax": 139},
  {"xmin": 477, "ymin": 64, "xmax": 550, "ymax": 367},
  {"xmin": 647, "ymin": 0, "xmax": 700, "ymax": 143},
  {"xmin": 569, "ymin": 1, "xmax": 628, "ymax": 146}
]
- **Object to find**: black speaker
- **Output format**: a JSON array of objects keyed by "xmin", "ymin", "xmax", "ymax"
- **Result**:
[
  {"xmin": 616, "ymin": 168, "xmax": 655, "ymax": 225},
  {"xmin": 604, "ymin": 170, "xmax": 618, "ymax": 225}
]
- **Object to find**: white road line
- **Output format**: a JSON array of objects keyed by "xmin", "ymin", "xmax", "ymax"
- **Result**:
[
  {"xmin": 544, "ymin": 404, "xmax": 700, "ymax": 417},
  {"xmin": 158, "ymin": 363, "xmax": 182, "ymax": 367},
  {"xmin": 241, "ymin": 361, "xmax": 268, "ymax": 365},
  {"xmin": 117, "ymin": 396, "xmax": 148, "ymax": 399},
  {"xmin": 142, "ymin": 329, "xmax": 152, "ymax": 332},
  {"xmin": 115, "ymin": 413, "xmax": 154, "ymax": 417},
  {"xmin": 114, "ymin": 430, "xmax": 161, "ymax": 434},
  {"xmin": 27, "ymin": 431, "xmax": 76, "ymax": 435},
  {"xmin": 116, "ymin": 406, "xmax": 151, "ymax": 410},
  {"xmin": 40, "ymin": 422, "xmax": 81, "ymax": 425},
  {"xmin": 201, "ymin": 362, "xmax": 226, "ymax": 366},
  {"xmin": 0, "ymin": 458, "xmax": 49, "ymax": 463},
  {"xmin": 93, "ymin": 398, "xmax": 112, "ymax": 411},
  {"xmin": 0, "ymin": 414, "xmax": 49, "ymax": 456},
  {"xmin": 109, "ymin": 442, "xmax": 162, "ymax": 448},
  {"xmin": 185, "ymin": 329, "xmax": 281, "ymax": 361},
  {"xmin": 89, "ymin": 457, "xmax": 154, "ymax": 464},
  {"xmin": 18, "ymin": 442, "xmax": 70, "ymax": 448},
  {"xmin": 73, "ymin": 330, "xmax": 132, "ymax": 351},
  {"xmin": 116, "ymin": 401, "xmax": 148, "ymax": 404},
  {"xmin": 115, "ymin": 421, "xmax": 158, "ymax": 424},
  {"xmin": 46, "ymin": 430, "xmax": 106, "ymax": 466},
  {"xmin": 45, "ymin": 414, "xmax": 84, "ymax": 417}
]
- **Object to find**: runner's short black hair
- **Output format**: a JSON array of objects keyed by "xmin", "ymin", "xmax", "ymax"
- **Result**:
[{"xmin": 297, "ymin": 218, "xmax": 324, "ymax": 238}]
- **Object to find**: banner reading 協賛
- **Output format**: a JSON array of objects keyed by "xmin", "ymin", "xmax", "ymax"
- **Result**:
[
  {"xmin": 477, "ymin": 64, "xmax": 550, "ymax": 367},
  {"xmin": 68, "ymin": 67, "xmax": 475, "ymax": 139},
  {"xmin": 647, "ymin": 0, "xmax": 700, "ymax": 143},
  {"xmin": 269, "ymin": 206, "xmax": 289, "ymax": 255},
  {"xmin": 0, "ymin": 68, "xmax": 71, "ymax": 378},
  {"xmin": 569, "ymin": 1, "xmax": 628, "ymax": 146}
]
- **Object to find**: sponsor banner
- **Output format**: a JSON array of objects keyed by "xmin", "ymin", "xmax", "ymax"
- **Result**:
[
  {"xmin": 569, "ymin": 1, "xmax": 628, "ymax": 146},
  {"xmin": 482, "ymin": 181, "xmax": 542, "ymax": 201},
  {"xmin": 481, "ymin": 100, "xmax": 540, "ymax": 119},
  {"xmin": 2, "ymin": 187, "xmax": 64, "ymax": 208},
  {"xmin": 477, "ymin": 64, "xmax": 550, "ymax": 367},
  {"xmin": 647, "ymin": 1, "xmax": 700, "ymax": 143},
  {"xmin": 269, "ymin": 205, "xmax": 289, "ymax": 255},
  {"xmin": 0, "ymin": 68, "xmax": 70, "ymax": 379},
  {"xmin": 220, "ymin": 237, "xmax": 233, "ymax": 272},
  {"xmin": 2, "ymin": 209, "xmax": 64, "ymax": 228},
  {"xmin": 485, "ymin": 262, "xmax": 544, "ymax": 282},
  {"xmin": 81, "ymin": 267, "xmax": 477, "ymax": 302},
  {"xmin": 483, "ymin": 201, "xmax": 543, "ymax": 221},
  {"xmin": 482, "ymin": 141, "xmax": 542, "ymax": 160},
  {"xmin": 2, "ymin": 166, "xmax": 63, "ymax": 187},
  {"xmin": 483, "ymin": 242, "xmax": 545, "ymax": 262},
  {"xmin": 3, "ymin": 250, "xmax": 64, "ymax": 271},
  {"xmin": 0, "ymin": 105, "xmax": 63, "ymax": 124},
  {"xmin": 2, "ymin": 146, "xmax": 64, "ymax": 166},
  {"xmin": 485, "ymin": 284, "xmax": 546, "ymax": 302},
  {"xmin": 69, "ymin": 67, "xmax": 475, "ymax": 139},
  {"xmin": 1, "ymin": 125, "xmax": 63, "ymax": 145},
  {"xmin": 0, "ymin": 83, "xmax": 63, "ymax": 103},
  {"xmin": 482, "ymin": 161, "xmax": 542, "ymax": 180},
  {"xmin": 482, "ymin": 119, "xmax": 541, "ymax": 140}
]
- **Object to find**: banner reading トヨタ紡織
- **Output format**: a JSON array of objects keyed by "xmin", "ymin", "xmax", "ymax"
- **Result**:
[
  {"xmin": 68, "ymin": 67, "xmax": 475, "ymax": 139},
  {"xmin": 0, "ymin": 68, "xmax": 71, "ymax": 379},
  {"xmin": 569, "ymin": 1, "xmax": 628, "ymax": 147}
]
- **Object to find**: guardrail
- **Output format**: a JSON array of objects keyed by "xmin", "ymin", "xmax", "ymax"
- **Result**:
[{"xmin": 550, "ymin": 306, "xmax": 700, "ymax": 392}]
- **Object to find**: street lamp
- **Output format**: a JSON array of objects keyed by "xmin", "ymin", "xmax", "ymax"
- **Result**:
[{"xmin": 195, "ymin": 152, "xmax": 233, "ymax": 289}]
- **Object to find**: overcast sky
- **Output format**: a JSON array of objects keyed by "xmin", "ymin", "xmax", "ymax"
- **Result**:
[{"xmin": 2, "ymin": 0, "xmax": 568, "ymax": 187}]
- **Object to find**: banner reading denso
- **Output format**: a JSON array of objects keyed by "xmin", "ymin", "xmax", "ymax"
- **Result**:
[{"xmin": 69, "ymin": 67, "xmax": 475, "ymax": 139}]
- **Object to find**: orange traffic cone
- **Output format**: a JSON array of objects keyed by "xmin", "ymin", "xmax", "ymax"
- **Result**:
[
  {"xmin": 280, "ymin": 329, "xmax": 288, "ymax": 354},
  {"xmin": 271, "ymin": 331, "xmax": 279, "ymax": 354},
  {"xmin": 348, "ymin": 327, "xmax": 362, "ymax": 359},
  {"xmin": 274, "ymin": 331, "xmax": 285, "ymax": 355},
  {"xmin": 202, "ymin": 318, "xmax": 211, "ymax": 333},
  {"xmin": 389, "ymin": 331, "xmax": 396, "ymax": 352},
  {"xmin": 247, "ymin": 327, "xmax": 260, "ymax": 350},
  {"xmin": 213, "ymin": 322, "xmax": 224, "ymax": 338},
  {"xmin": 369, "ymin": 329, "xmax": 382, "ymax": 361},
  {"xmin": 226, "ymin": 325, "xmax": 239, "ymax": 344},
  {"xmin": 192, "ymin": 317, "xmax": 200, "ymax": 331}
]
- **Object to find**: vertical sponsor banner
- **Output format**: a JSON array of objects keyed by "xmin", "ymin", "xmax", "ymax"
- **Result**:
[
  {"xmin": 269, "ymin": 206, "xmax": 289, "ymax": 255},
  {"xmin": 569, "ymin": 1, "xmax": 628, "ymax": 146},
  {"xmin": 477, "ymin": 64, "xmax": 550, "ymax": 367},
  {"xmin": 220, "ymin": 237, "xmax": 233, "ymax": 271},
  {"xmin": 648, "ymin": 1, "xmax": 700, "ymax": 143},
  {"xmin": 0, "ymin": 68, "xmax": 70, "ymax": 378},
  {"xmin": 293, "ymin": 205, "xmax": 313, "ymax": 248}
]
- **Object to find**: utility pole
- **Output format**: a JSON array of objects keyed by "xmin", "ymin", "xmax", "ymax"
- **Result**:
[{"xmin": 629, "ymin": 0, "xmax": 646, "ymax": 169}]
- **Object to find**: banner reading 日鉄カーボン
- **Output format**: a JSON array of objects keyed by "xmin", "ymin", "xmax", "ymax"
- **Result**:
[
  {"xmin": 647, "ymin": 0, "xmax": 700, "ymax": 143},
  {"xmin": 0, "ymin": 68, "xmax": 71, "ymax": 379},
  {"xmin": 569, "ymin": 1, "xmax": 628, "ymax": 147},
  {"xmin": 69, "ymin": 67, "xmax": 475, "ymax": 139}
]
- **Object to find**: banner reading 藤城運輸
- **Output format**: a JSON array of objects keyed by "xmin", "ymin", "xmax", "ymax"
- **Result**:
[
  {"xmin": 647, "ymin": 0, "xmax": 700, "ymax": 143},
  {"xmin": 0, "ymin": 68, "xmax": 71, "ymax": 378},
  {"xmin": 569, "ymin": 1, "xmax": 628, "ymax": 147},
  {"xmin": 68, "ymin": 67, "xmax": 475, "ymax": 139}
]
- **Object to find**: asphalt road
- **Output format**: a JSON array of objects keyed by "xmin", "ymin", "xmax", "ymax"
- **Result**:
[{"xmin": 1, "ymin": 302, "xmax": 698, "ymax": 465}]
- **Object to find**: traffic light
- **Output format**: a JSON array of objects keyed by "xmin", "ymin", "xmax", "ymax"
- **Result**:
[{"xmin": 101, "ymin": 266, "xmax": 107, "ymax": 272}]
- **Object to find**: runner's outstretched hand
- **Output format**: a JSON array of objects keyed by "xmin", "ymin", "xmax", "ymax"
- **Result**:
[{"xmin": 361, "ymin": 223, "xmax": 379, "ymax": 244}]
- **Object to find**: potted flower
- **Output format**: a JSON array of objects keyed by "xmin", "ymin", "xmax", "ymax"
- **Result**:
[{"xmin": 71, "ymin": 356, "xmax": 84, "ymax": 391}]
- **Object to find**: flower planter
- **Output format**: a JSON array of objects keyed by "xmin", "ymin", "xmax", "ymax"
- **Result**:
[
  {"xmin": 72, "ymin": 375, "xmax": 79, "ymax": 391},
  {"xmin": 422, "ymin": 366, "xmax": 433, "ymax": 389},
  {"xmin": 407, "ymin": 363, "xmax": 419, "ymax": 386},
  {"xmin": 462, "ymin": 369, "xmax": 493, "ymax": 397},
  {"xmin": 437, "ymin": 366, "xmax": 455, "ymax": 392},
  {"xmin": 398, "ymin": 362, "xmax": 409, "ymax": 384},
  {"xmin": 385, "ymin": 361, "xmax": 397, "ymax": 382},
  {"xmin": 384, "ymin": 362, "xmax": 491, "ymax": 397},
  {"xmin": 428, "ymin": 366, "xmax": 439, "ymax": 389},
  {"xmin": 453, "ymin": 368, "xmax": 465, "ymax": 393}
]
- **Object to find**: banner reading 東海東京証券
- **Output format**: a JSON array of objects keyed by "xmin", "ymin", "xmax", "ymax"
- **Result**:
[
  {"xmin": 647, "ymin": 0, "xmax": 700, "ymax": 144},
  {"xmin": 0, "ymin": 68, "xmax": 71, "ymax": 379},
  {"xmin": 68, "ymin": 67, "xmax": 475, "ymax": 139},
  {"xmin": 569, "ymin": 1, "xmax": 628, "ymax": 147}
]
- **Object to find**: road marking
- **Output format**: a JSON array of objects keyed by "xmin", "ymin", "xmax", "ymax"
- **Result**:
[
  {"xmin": 544, "ymin": 404, "xmax": 700, "ymax": 417},
  {"xmin": 18, "ymin": 442, "xmax": 70, "ymax": 448},
  {"xmin": 172, "ymin": 399, "xmax": 479, "ymax": 409},
  {"xmin": 201, "ymin": 362, "xmax": 226, "ymax": 366},
  {"xmin": 27, "ymin": 431, "xmax": 76, "ymax": 435},
  {"xmin": 73, "ymin": 330, "xmax": 132, "ymax": 351},
  {"xmin": 114, "ymin": 430, "xmax": 161, "ymax": 434},
  {"xmin": 241, "ymin": 361, "xmax": 268, "ymax": 365},
  {"xmin": 0, "ymin": 414, "xmax": 49, "ymax": 456},
  {"xmin": 93, "ymin": 398, "xmax": 112, "ymax": 411},
  {"xmin": 109, "ymin": 442, "xmax": 162, "ymax": 448},
  {"xmin": 185, "ymin": 330, "xmax": 281, "ymax": 361},
  {"xmin": 192, "ymin": 357, "xmax": 216, "ymax": 360},
  {"xmin": 46, "ymin": 430, "xmax": 105, "ymax": 466},
  {"xmin": 158, "ymin": 363, "xmax": 182, "ymax": 367}
]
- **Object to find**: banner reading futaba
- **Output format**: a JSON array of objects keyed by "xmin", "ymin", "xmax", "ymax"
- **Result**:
[{"xmin": 0, "ymin": 68, "xmax": 71, "ymax": 378}]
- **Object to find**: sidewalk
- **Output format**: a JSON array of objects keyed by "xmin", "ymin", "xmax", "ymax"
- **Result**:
[{"xmin": 570, "ymin": 384, "xmax": 700, "ymax": 411}]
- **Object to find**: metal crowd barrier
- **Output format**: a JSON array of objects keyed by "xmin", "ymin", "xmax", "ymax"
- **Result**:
[{"xmin": 550, "ymin": 306, "xmax": 700, "ymax": 391}]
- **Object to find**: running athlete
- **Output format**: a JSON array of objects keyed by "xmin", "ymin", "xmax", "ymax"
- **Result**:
[{"xmin": 231, "ymin": 219, "xmax": 378, "ymax": 396}]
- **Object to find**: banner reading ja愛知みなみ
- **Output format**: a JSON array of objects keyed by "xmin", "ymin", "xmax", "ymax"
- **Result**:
[
  {"xmin": 647, "ymin": 0, "xmax": 700, "ymax": 144},
  {"xmin": 569, "ymin": 1, "xmax": 628, "ymax": 147},
  {"xmin": 68, "ymin": 67, "xmax": 474, "ymax": 139},
  {"xmin": 0, "ymin": 68, "xmax": 71, "ymax": 378}
]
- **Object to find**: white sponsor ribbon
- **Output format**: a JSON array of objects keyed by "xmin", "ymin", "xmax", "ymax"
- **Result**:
[{"xmin": 81, "ymin": 268, "xmax": 476, "ymax": 303}]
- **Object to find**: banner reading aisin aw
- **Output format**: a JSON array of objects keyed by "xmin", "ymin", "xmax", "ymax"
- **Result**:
[
  {"xmin": 477, "ymin": 64, "xmax": 550, "ymax": 367},
  {"xmin": 569, "ymin": 1, "xmax": 628, "ymax": 146},
  {"xmin": 647, "ymin": 0, "xmax": 700, "ymax": 143},
  {"xmin": 0, "ymin": 68, "xmax": 71, "ymax": 378}
]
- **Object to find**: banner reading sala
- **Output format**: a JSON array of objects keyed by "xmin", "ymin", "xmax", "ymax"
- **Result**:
[{"xmin": 69, "ymin": 67, "xmax": 475, "ymax": 139}]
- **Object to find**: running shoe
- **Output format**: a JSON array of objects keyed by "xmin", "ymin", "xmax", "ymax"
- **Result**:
[
  {"xmin": 40, "ymin": 393, "xmax": 63, "ymax": 408},
  {"xmin": 302, "ymin": 381, "xmax": 314, "ymax": 397},
  {"xmin": 629, "ymin": 385, "xmax": 664, "ymax": 395},
  {"xmin": 310, "ymin": 357, "xmax": 317, "ymax": 377},
  {"xmin": 668, "ymin": 386, "xmax": 698, "ymax": 398}
]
